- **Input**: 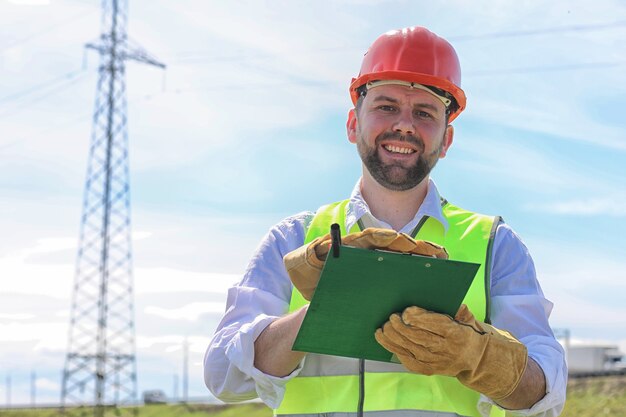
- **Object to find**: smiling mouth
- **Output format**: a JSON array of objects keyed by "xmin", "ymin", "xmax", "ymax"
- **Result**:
[{"xmin": 383, "ymin": 144, "xmax": 416, "ymax": 154}]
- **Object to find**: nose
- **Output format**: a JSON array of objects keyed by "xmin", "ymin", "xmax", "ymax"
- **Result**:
[{"xmin": 392, "ymin": 109, "xmax": 416, "ymax": 135}]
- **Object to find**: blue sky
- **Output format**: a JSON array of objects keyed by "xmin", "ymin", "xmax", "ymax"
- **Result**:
[{"xmin": 1, "ymin": 0, "xmax": 626, "ymax": 406}]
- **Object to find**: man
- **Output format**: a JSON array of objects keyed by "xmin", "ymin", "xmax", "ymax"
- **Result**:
[{"xmin": 204, "ymin": 26, "xmax": 567, "ymax": 417}]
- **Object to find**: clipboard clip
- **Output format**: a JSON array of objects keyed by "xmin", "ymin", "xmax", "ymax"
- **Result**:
[{"xmin": 330, "ymin": 223, "xmax": 341, "ymax": 258}]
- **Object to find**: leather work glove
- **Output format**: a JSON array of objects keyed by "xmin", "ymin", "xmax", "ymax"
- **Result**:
[
  {"xmin": 283, "ymin": 227, "xmax": 448, "ymax": 301},
  {"xmin": 374, "ymin": 304, "xmax": 528, "ymax": 401}
]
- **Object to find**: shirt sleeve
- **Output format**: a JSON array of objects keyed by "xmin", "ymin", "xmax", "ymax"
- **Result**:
[
  {"xmin": 203, "ymin": 212, "xmax": 311, "ymax": 408},
  {"xmin": 477, "ymin": 222, "xmax": 567, "ymax": 417}
]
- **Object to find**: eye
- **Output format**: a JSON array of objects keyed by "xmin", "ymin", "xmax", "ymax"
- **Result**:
[
  {"xmin": 415, "ymin": 110, "xmax": 433, "ymax": 119},
  {"xmin": 377, "ymin": 105, "xmax": 397, "ymax": 112}
]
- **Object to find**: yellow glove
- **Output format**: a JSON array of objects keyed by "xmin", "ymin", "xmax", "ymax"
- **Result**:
[
  {"xmin": 283, "ymin": 228, "xmax": 448, "ymax": 301},
  {"xmin": 375, "ymin": 304, "xmax": 528, "ymax": 401}
]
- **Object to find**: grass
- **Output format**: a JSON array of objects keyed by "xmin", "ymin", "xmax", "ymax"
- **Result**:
[
  {"xmin": 1, "ymin": 375, "xmax": 625, "ymax": 416},
  {"xmin": 147, "ymin": 403, "xmax": 272, "ymax": 417},
  {"xmin": 0, "ymin": 403, "xmax": 272, "ymax": 417},
  {"xmin": 560, "ymin": 375, "xmax": 626, "ymax": 417}
]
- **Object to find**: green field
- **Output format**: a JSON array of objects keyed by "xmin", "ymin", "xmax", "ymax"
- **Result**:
[
  {"xmin": 562, "ymin": 375, "xmax": 626, "ymax": 416},
  {"xmin": 1, "ymin": 375, "xmax": 624, "ymax": 417},
  {"xmin": 0, "ymin": 403, "xmax": 272, "ymax": 417}
]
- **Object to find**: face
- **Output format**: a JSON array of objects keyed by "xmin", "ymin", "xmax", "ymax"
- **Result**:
[{"xmin": 347, "ymin": 84, "xmax": 454, "ymax": 191}]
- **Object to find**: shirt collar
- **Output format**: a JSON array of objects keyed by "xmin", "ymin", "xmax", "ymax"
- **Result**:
[{"xmin": 346, "ymin": 178, "xmax": 449, "ymax": 235}]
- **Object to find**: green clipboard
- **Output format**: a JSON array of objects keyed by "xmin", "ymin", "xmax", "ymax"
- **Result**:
[{"xmin": 292, "ymin": 245, "xmax": 479, "ymax": 362}]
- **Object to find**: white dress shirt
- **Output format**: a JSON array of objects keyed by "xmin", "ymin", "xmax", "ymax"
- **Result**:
[{"xmin": 204, "ymin": 179, "xmax": 567, "ymax": 417}]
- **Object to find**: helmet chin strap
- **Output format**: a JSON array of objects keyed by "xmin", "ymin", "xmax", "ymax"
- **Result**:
[{"xmin": 365, "ymin": 80, "xmax": 452, "ymax": 108}]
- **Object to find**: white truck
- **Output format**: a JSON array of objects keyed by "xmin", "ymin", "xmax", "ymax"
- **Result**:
[{"xmin": 567, "ymin": 345, "xmax": 625, "ymax": 375}]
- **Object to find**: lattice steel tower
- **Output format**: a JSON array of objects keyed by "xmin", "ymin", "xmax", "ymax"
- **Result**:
[{"xmin": 61, "ymin": 0, "xmax": 164, "ymax": 414}]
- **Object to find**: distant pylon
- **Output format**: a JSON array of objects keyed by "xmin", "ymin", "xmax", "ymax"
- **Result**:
[{"xmin": 61, "ymin": 0, "xmax": 164, "ymax": 415}]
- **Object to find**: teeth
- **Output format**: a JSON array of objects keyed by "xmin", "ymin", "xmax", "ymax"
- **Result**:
[{"xmin": 384, "ymin": 145, "xmax": 414, "ymax": 154}]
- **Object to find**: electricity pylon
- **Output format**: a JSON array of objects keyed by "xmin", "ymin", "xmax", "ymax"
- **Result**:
[{"xmin": 61, "ymin": 0, "xmax": 164, "ymax": 415}]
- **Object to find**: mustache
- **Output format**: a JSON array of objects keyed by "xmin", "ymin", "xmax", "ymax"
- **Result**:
[{"xmin": 375, "ymin": 131, "xmax": 424, "ymax": 151}]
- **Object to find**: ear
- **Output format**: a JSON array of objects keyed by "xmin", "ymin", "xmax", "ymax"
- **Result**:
[
  {"xmin": 439, "ymin": 125, "xmax": 454, "ymax": 158},
  {"xmin": 346, "ymin": 109, "xmax": 358, "ymax": 144}
]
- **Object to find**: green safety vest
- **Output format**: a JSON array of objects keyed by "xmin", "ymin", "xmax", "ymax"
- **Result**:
[{"xmin": 275, "ymin": 198, "xmax": 505, "ymax": 417}]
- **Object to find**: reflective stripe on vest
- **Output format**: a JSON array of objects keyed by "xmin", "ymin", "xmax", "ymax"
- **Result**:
[
  {"xmin": 273, "ymin": 412, "xmax": 500, "ymax": 417},
  {"xmin": 277, "ymin": 199, "xmax": 503, "ymax": 417}
]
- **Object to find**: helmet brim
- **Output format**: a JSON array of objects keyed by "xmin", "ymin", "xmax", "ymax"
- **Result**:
[{"xmin": 350, "ymin": 71, "xmax": 466, "ymax": 123}]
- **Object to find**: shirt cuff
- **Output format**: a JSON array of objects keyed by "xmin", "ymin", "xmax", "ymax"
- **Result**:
[{"xmin": 224, "ymin": 313, "xmax": 304, "ymax": 408}]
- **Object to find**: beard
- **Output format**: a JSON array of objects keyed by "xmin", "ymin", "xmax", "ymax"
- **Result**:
[{"xmin": 357, "ymin": 130, "xmax": 444, "ymax": 191}]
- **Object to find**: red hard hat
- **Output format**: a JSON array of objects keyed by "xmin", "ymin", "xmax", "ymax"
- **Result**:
[{"xmin": 350, "ymin": 27, "xmax": 467, "ymax": 122}]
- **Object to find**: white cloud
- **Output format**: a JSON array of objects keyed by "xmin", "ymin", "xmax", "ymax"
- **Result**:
[
  {"xmin": 468, "ymin": 96, "xmax": 626, "ymax": 152},
  {"xmin": 135, "ymin": 335, "xmax": 211, "ymax": 353},
  {"xmin": 135, "ymin": 268, "xmax": 238, "ymax": 295},
  {"xmin": 7, "ymin": 0, "xmax": 50, "ymax": 5},
  {"xmin": 526, "ymin": 238, "xmax": 626, "ymax": 346},
  {"xmin": 453, "ymin": 1, "xmax": 626, "ymax": 153},
  {"xmin": 144, "ymin": 302, "xmax": 226, "ymax": 321},
  {"xmin": 0, "ymin": 321, "xmax": 67, "ymax": 344},
  {"xmin": 136, "ymin": 335, "xmax": 185, "ymax": 349},
  {"xmin": 189, "ymin": 336, "xmax": 212, "ymax": 354},
  {"xmin": 2, "ymin": 231, "xmax": 150, "ymax": 263},
  {"xmin": 526, "ymin": 196, "xmax": 626, "ymax": 216},
  {"xmin": 133, "ymin": 230, "xmax": 153, "ymax": 241},
  {"xmin": 1, "ymin": 246, "xmax": 237, "ymax": 298},
  {"xmin": 548, "ymin": 292, "xmax": 626, "ymax": 327},
  {"xmin": 164, "ymin": 344, "xmax": 180, "ymax": 353},
  {"xmin": 55, "ymin": 310, "xmax": 69, "ymax": 318},
  {"xmin": 531, "ymin": 239, "xmax": 626, "ymax": 289},
  {"xmin": 0, "ymin": 256, "xmax": 74, "ymax": 297},
  {"xmin": 36, "ymin": 377, "xmax": 60, "ymax": 391},
  {"xmin": 19, "ymin": 237, "xmax": 76, "ymax": 257},
  {"xmin": 451, "ymin": 132, "xmax": 598, "ymax": 193},
  {"xmin": 169, "ymin": 1, "xmax": 358, "ymax": 85},
  {"xmin": 1, "ymin": 45, "xmax": 25, "ymax": 72},
  {"xmin": 0, "ymin": 313, "xmax": 35, "ymax": 320},
  {"xmin": 569, "ymin": 337, "xmax": 626, "ymax": 349}
]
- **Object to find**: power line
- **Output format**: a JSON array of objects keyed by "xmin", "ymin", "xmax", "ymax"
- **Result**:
[
  {"xmin": 0, "ymin": 70, "xmax": 88, "ymax": 120},
  {"xmin": 0, "ymin": 69, "xmax": 86, "ymax": 104},
  {"xmin": 0, "ymin": 80, "xmax": 167, "ymax": 153},
  {"xmin": 465, "ymin": 60, "xmax": 626, "ymax": 77},
  {"xmin": 0, "ymin": 110, "xmax": 90, "ymax": 153},
  {"xmin": 171, "ymin": 45, "xmax": 350, "ymax": 64},
  {"xmin": 449, "ymin": 20, "xmax": 626, "ymax": 42},
  {"xmin": 168, "ymin": 19, "xmax": 626, "ymax": 65},
  {"xmin": 2, "ymin": 18, "xmax": 624, "ymax": 121},
  {"xmin": 0, "ymin": 8, "xmax": 96, "ymax": 52}
]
